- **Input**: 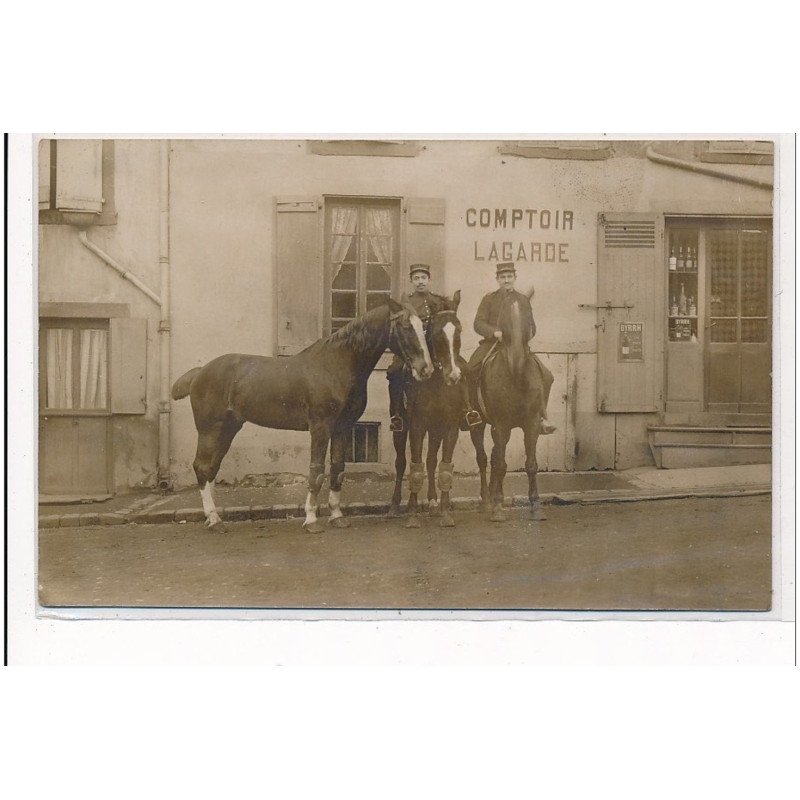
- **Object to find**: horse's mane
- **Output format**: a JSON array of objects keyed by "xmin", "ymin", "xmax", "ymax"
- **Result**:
[{"xmin": 302, "ymin": 305, "xmax": 390, "ymax": 356}]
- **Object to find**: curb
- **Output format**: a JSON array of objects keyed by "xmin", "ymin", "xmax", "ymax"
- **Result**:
[{"xmin": 38, "ymin": 486, "xmax": 771, "ymax": 528}]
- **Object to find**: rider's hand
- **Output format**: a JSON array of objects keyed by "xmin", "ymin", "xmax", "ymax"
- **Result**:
[{"xmin": 493, "ymin": 330, "xmax": 503, "ymax": 341}]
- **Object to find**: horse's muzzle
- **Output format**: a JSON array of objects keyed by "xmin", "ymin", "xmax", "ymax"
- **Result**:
[
  {"xmin": 412, "ymin": 363, "xmax": 434, "ymax": 381},
  {"xmin": 444, "ymin": 367, "xmax": 462, "ymax": 386}
]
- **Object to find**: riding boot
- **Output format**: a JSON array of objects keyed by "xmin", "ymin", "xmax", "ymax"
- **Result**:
[{"xmin": 531, "ymin": 352, "xmax": 556, "ymax": 434}]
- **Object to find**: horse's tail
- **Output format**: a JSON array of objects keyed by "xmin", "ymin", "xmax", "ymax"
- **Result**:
[{"xmin": 171, "ymin": 367, "xmax": 202, "ymax": 400}]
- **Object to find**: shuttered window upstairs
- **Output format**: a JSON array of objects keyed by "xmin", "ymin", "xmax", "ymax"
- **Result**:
[{"xmin": 38, "ymin": 139, "xmax": 117, "ymax": 225}]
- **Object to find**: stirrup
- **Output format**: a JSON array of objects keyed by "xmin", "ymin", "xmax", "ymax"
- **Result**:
[
  {"xmin": 389, "ymin": 415, "xmax": 405, "ymax": 433},
  {"xmin": 465, "ymin": 410, "xmax": 482, "ymax": 427}
]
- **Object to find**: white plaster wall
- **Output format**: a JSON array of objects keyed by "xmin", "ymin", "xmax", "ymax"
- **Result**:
[
  {"xmin": 38, "ymin": 139, "xmax": 163, "ymax": 491},
  {"xmin": 161, "ymin": 139, "xmax": 772, "ymax": 486}
]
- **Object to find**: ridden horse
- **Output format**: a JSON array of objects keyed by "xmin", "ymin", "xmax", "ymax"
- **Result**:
[
  {"xmin": 389, "ymin": 291, "xmax": 465, "ymax": 529},
  {"xmin": 172, "ymin": 299, "xmax": 433, "ymax": 533},
  {"xmin": 468, "ymin": 291, "xmax": 548, "ymax": 523}
]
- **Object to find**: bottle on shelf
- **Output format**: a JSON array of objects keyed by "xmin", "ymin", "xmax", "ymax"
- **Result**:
[
  {"xmin": 670, "ymin": 296, "xmax": 679, "ymax": 316},
  {"xmin": 677, "ymin": 246, "xmax": 685, "ymax": 271},
  {"xmin": 668, "ymin": 246, "xmax": 677, "ymax": 271},
  {"xmin": 678, "ymin": 283, "xmax": 687, "ymax": 315},
  {"xmin": 688, "ymin": 296, "xmax": 696, "ymax": 316},
  {"xmin": 685, "ymin": 246, "xmax": 694, "ymax": 271}
]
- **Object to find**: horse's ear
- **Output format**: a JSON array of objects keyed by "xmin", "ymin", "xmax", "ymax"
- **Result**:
[
  {"xmin": 451, "ymin": 289, "xmax": 461, "ymax": 311},
  {"xmin": 388, "ymin": 297, "xmax": 404, "ymax": 313}
]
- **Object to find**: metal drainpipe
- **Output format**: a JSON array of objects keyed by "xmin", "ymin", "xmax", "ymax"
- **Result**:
[
  {"xmin": 157, "ymin": 141, "xmax": 172, "ymax": 491},
  {"xmin": 78, "ymin": 231, "xmax": 162, "ymax": 307},
  {"xmin": 645, "ymin": 145, "xmax": 773, "ymax": 190}
]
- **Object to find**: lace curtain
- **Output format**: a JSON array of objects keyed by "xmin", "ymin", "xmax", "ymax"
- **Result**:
[
  {"xmin": 46, "ymin": 329, "xmax": 73, "ymax": 408},
  {"xmin": 45, "ymin": 327, "xmax": 107, "ymax": 409},
  {"xmin": 79, "ymin": 329, "xmax": 108, "ymax": 408},
  {"xmin": 365, "ymin": 208, "xmax": 393, "ymax": 268},
  {"xmin": 330, "ymin": 207, "xmax": 358, "ymax": 283}
]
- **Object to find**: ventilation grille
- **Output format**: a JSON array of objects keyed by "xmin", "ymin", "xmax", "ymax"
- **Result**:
[{"xmin": 604, "ymin": 220, "xmax": 656, "ymax": 248}]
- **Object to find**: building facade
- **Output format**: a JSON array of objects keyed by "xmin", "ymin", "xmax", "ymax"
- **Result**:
[{"xmin": 37, "ymin": 138, "xmax": 775, "ymax": 499}]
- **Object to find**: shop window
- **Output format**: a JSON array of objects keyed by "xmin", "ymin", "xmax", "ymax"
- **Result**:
[
  {"xmin": 325, "ymin": 199, "xmax": 401, "ymax": 334},
  {"xmin": 346, "ymin": 422, "xmax": 380, "ymax": 463},
  {"xmin": 667, "ymin": 228, "xmax": 699, "ymax": 342},
  {"xmin": 38, "ymin": 139, "xmax": 117, "ymax": 225}
]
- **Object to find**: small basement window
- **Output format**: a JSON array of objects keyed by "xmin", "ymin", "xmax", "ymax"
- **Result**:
[{"xmin": 347, "ymin": 422, "xmax": 380, "ymax": 463}]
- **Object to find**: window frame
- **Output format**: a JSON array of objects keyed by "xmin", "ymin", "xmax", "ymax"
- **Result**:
[{"xmin": 39, "ymin": 317, "xmax": 112, "ymax": 416}]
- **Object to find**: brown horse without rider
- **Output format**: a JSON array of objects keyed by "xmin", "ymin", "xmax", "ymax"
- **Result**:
[
  {"xmin": 389, "ymin": 291, "xmax": 466, "ymax": 528},
  {"xmin": 172, "ymin": 299, "xmax": 433, "ymax": 533}
]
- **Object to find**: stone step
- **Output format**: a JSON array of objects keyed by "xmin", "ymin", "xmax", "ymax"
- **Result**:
[{"xmin": 647, "ymin": 425, "xmax": 772, "ymax": 469}]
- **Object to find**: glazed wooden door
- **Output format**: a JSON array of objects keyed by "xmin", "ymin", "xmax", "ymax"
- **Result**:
[{"xmin": 706, "ymin": 224, "xmax": 771, "ymax": 413}]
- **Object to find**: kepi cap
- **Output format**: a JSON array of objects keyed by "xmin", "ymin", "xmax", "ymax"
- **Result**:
[
  {"xmin": 496, "ymin": 262, "xmax": 516, "ymax": 275},
  {"xmin": 409, "ymin": 263, "xmax": 431, "ymax": 277}
]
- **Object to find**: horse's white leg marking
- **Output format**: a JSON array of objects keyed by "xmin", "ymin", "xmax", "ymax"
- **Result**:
[
  {"xmin": 201, "ymin": 481, "xmax": 222, "ymax": 527},
  {"xmin": 304, "ymin": 492, "xmax": 319, "ymax": 527},
  {"xmin": 443, "ymin": 321, "xmax": 461, "ymax": 381},
  {"xmin": 410, "ymin": 315, "xmax": 433, "ymax": 371},
  {"xmin": 328, "ymin": 489, "xmax": 343, "ymax": 520}
]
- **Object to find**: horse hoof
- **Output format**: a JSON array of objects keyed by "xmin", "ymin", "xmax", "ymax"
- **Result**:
[
  {"xmin": 405, "ymin": 516, "xmax": 421, "ymax": 529},
  {"xmin": 490, "ymin": 508, "xmax": 507, "ymax": 523},
  {"xmin": 329, "ymin": 516, "xmax": 350, "ymax": 529},
  {"xmin": 529, "ymin": 506, "xmax": 547, "ymax": 521},
  {"xmin": 302, "ymin": 521, "xmax": 325, "ymax": 534},
  {"xmin": 439, "ymin": 513, "xmax": 455, "ymax": 528},
  {"xmin": 428, "ymin": 503, "xmax": 440, "ymax": 517},
  {"xmin": 207, "ymin": 520, "xmax": 227, "ymax": 534},
  {"xmin": 387, "ymin": 505, "xmax": 403, "ymax": 518}
]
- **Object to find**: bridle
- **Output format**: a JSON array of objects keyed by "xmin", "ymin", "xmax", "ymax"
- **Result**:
[{"xmin": 390, "ymin": 309, "xmax": 427, "ymax": 367}]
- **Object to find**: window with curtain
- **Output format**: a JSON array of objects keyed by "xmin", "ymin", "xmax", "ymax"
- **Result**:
[
  {"xmin": 326, "ymin": 200, "xmax": 400, "ymax": 333},
  {"xmin": 42, "ymin": 321, "xmax": 109, "ymax": 410}
]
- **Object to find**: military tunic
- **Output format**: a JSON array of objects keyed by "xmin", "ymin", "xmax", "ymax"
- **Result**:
[{"xmin": 468, "ymin": 288, "xmax": 536, "ymax": 369}]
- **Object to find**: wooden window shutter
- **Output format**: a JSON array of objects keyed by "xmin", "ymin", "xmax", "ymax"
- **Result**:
[
  {"xmin": 275, "ymin": 197, "xmax": 322, "ymax": 355},
  {"xmin": 38, "ymin": 140, "xmax": 51, "ymax": 210},
  {"xmin": 55, "ymin": 140, "xmax": 104, "ymax": 213},
  {"xmin": 110, "ymin": 318, "xmax": 147, "ymax": 413},
  {"xmin": 596, "ymin": 212, "xmax": 664, "ymax": 412},
  {"xmin": 404, "ymin": 198, "xmax": 445, "ymax": 287}
]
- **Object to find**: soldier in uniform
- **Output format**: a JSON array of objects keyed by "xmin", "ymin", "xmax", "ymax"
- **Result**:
[
  {"xmin": 387, "ymin": 263, "xmax": 481, "ymax": 432},
  {"xmin": 466, "ymin": 261, "xmax": 556, "ymax": 434}
]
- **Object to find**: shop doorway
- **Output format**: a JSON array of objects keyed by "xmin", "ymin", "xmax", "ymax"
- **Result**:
[{"xmin": 705, "ymin": 222, "xmax": 771, "ymax": 414}]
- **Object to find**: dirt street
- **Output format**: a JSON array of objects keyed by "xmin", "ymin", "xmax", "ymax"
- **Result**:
[{"xmin": 38, "ymin": 495, "xmax": 771, "ymax": 611}]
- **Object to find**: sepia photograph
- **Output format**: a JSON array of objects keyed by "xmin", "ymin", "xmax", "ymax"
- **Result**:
[{"xmin": 32, "ymin": 135, "xmax": 780, "ymax": 613}]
